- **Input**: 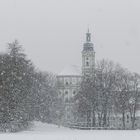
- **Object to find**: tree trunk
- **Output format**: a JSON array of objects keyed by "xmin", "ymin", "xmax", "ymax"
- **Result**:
[
  {"xmin": 87, "ymin": 110, "xmax": 91, "ymax": 127},
  {"xmin": 132, "ymin": 105, "xmax": 136, "ymax": 129},
  {"xmin": 122, "ymin": 111, "xmax": 125, "ymax": 129},
  {"xmin": 98, "ymin": 113, "xmax": 102, "ymax": 127},
  {"xmin": 103, "ymin": 112, "xmax": 107, "ymax": 127},
  {"xmin": 91, "ymin": 110, "xmax": 96, "ymax": 127}
]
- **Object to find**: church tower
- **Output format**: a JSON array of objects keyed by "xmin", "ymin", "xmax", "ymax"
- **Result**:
[{"xmin": 82, "ymin": 29, "xmax": 95, "ymax": 76}]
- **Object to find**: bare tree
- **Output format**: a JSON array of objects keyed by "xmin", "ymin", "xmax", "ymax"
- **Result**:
[
  {"xmin": 76, "ymin": 74, "xmax": 97, "ymax": 127},
  {"xmin": 95, "ymin": 59, "xmax": 116, "ymax": 127},
  {"xmin": 113, "ymin": 65, "xmax": 131, "ymax": 129},
  {"xmin": 128, "ymin": 73, "xmax": 140, "ymax": 129}
]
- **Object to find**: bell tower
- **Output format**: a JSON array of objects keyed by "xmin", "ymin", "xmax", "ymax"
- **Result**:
[{"xmin": 82, "ymin": 29, "xmax": 95, "ymax": 76}]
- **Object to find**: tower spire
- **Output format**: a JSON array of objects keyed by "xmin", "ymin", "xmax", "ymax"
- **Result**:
[
  {"xmin": 86, "ymin": 28, "xmax": 91, "ymax": 42},
  {"xmin": 82, "ymin": 28, "xmax": 95, "ymax": 76},
  {"xmin": 88, "ymin": 27, "xmax": 89, "ymax": 33}
]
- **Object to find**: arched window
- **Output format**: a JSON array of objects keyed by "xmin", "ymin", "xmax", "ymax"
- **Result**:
[
  {"xmin": 73, "ymin": 91, "xmax": 76, "ymax": 95},
  {"xmin": 86, "ymin": 61, "xmax": 89, "ymax": 66},
  {"xmin": 127, "ymin": 114, "xmax": 129, "ymax": 120},
  {"xmin": 65, "ymin": 91, "xmax": 68, "ymax": 95},
  {"xmin": 65, "ymin": 81, "xmax": 69, "ymax": 85}
]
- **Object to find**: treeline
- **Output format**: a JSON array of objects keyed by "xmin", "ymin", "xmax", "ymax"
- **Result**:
[
  {"xmin": 0, "ymin": 40, "xmax": 140, "ymax": 131},
  {"xmin": 76, "ymin": 60, "xmax": 140, "ymax": 129},
  {"xmin": 0, "ymin": 40, "xmax": 61, "ymax": 132}
]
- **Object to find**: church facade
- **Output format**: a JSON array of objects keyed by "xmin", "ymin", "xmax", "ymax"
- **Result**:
[
  {"xmin": 57, "ymin": 30, "xmax": 95, "ymax": 102},
  {"xmin": 56, "ymin": 30, "xmax": 95, "ymax": 123}
]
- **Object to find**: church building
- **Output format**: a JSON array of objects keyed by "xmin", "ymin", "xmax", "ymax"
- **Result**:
[
  {"xmin": 56, "ymin": 29, "xmax": 140, "ymax": 128},
  {"xmin": 56, "ymin": 30, "xmax": 95, "ymax": 123},
  {"xmin": 57, "ymin": 29, "xmax": 95, "ymax": 102}
]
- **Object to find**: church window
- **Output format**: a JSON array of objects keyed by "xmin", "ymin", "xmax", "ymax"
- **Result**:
[
  {"xmin": 66, "ymin": 81, "xmax": 69, "ymax": 85},
  {"xmin": 73, "ymin": 91, "xmax": 76, "ymax": 95},
  {"xmin": 65, "ymin": 91, "xmax": 68, "ymax": 95},
  {"xmin": 86, "ymin": 57, "xmax": 89, "ymax": 60},
  {"xmin": 127, "ymin": 114, "xmax": 129, "ymax": 120},
  {"xmin": 86, "ymin": 61, "xmax": 89, "ymax": 66}
]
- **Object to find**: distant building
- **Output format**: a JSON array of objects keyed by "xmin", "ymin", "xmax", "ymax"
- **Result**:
[
  {"xmin": 56, "ymin": 30, "xmax": 95, "ymax": 122},
  {"xmin": 56, "ymin": 30, "xmax": 140, "ymax": 128},
  {"xmin": 57, "ymin": 29, "xmax": 95, "ymax": 102},
  {"xmin": 57, "ymin": 65, "xmax": 81, "ymax": 102}
]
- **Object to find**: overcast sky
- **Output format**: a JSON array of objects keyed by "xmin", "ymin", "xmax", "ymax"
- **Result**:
[{"xmin": 0, "ymin": 0, "xmax": 140, "ymax": 74}]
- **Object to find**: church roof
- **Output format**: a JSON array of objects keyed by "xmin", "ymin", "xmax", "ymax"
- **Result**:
[{"xmin": 58, "ymin": 65, "xmax": 81, "ymax": 76}]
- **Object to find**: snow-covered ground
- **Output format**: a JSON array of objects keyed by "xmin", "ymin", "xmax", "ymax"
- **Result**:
[{"xmin": 0, "ymin": 121, "xmax": 140, "ymax": 140}]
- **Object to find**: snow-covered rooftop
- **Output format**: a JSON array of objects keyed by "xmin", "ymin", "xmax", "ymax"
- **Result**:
[{"xmin": 58, "ymin": 65, "xmax": 81, "ymax": 76}]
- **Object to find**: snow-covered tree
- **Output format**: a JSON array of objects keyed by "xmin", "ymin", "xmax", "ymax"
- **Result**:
[
  {"xmin": 95, "ymin": 59, "xmax": 116, "ymax": 127},
  {"xmin": 76, "ymin": 73, "xmax": 97, "ymax": 127},
  {"xmin": 0, "ymin": 40, "xmax": 35, "ymax": 131},
  {"xmin": 0, "ymin": 40, "xmax": 59, "ymax": 131},
  {"xmin": 128, "ymin": 73, "xmax": 140, "ymax": 129}
]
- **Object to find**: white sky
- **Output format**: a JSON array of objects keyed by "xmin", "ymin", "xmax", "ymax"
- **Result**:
[{"xmin": 0, "ymin": 0, "xmax": 140, "ymax": 74}]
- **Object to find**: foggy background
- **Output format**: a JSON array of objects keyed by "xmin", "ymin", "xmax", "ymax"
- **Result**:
[{"xmin": 0, "ymin": 0, "xmax": 140, "ymax": 74}]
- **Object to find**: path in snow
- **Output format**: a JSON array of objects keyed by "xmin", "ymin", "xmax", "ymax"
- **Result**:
[{"xmin": 0, "ymin": 121, "xmax": 140, "ymax": 140}]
